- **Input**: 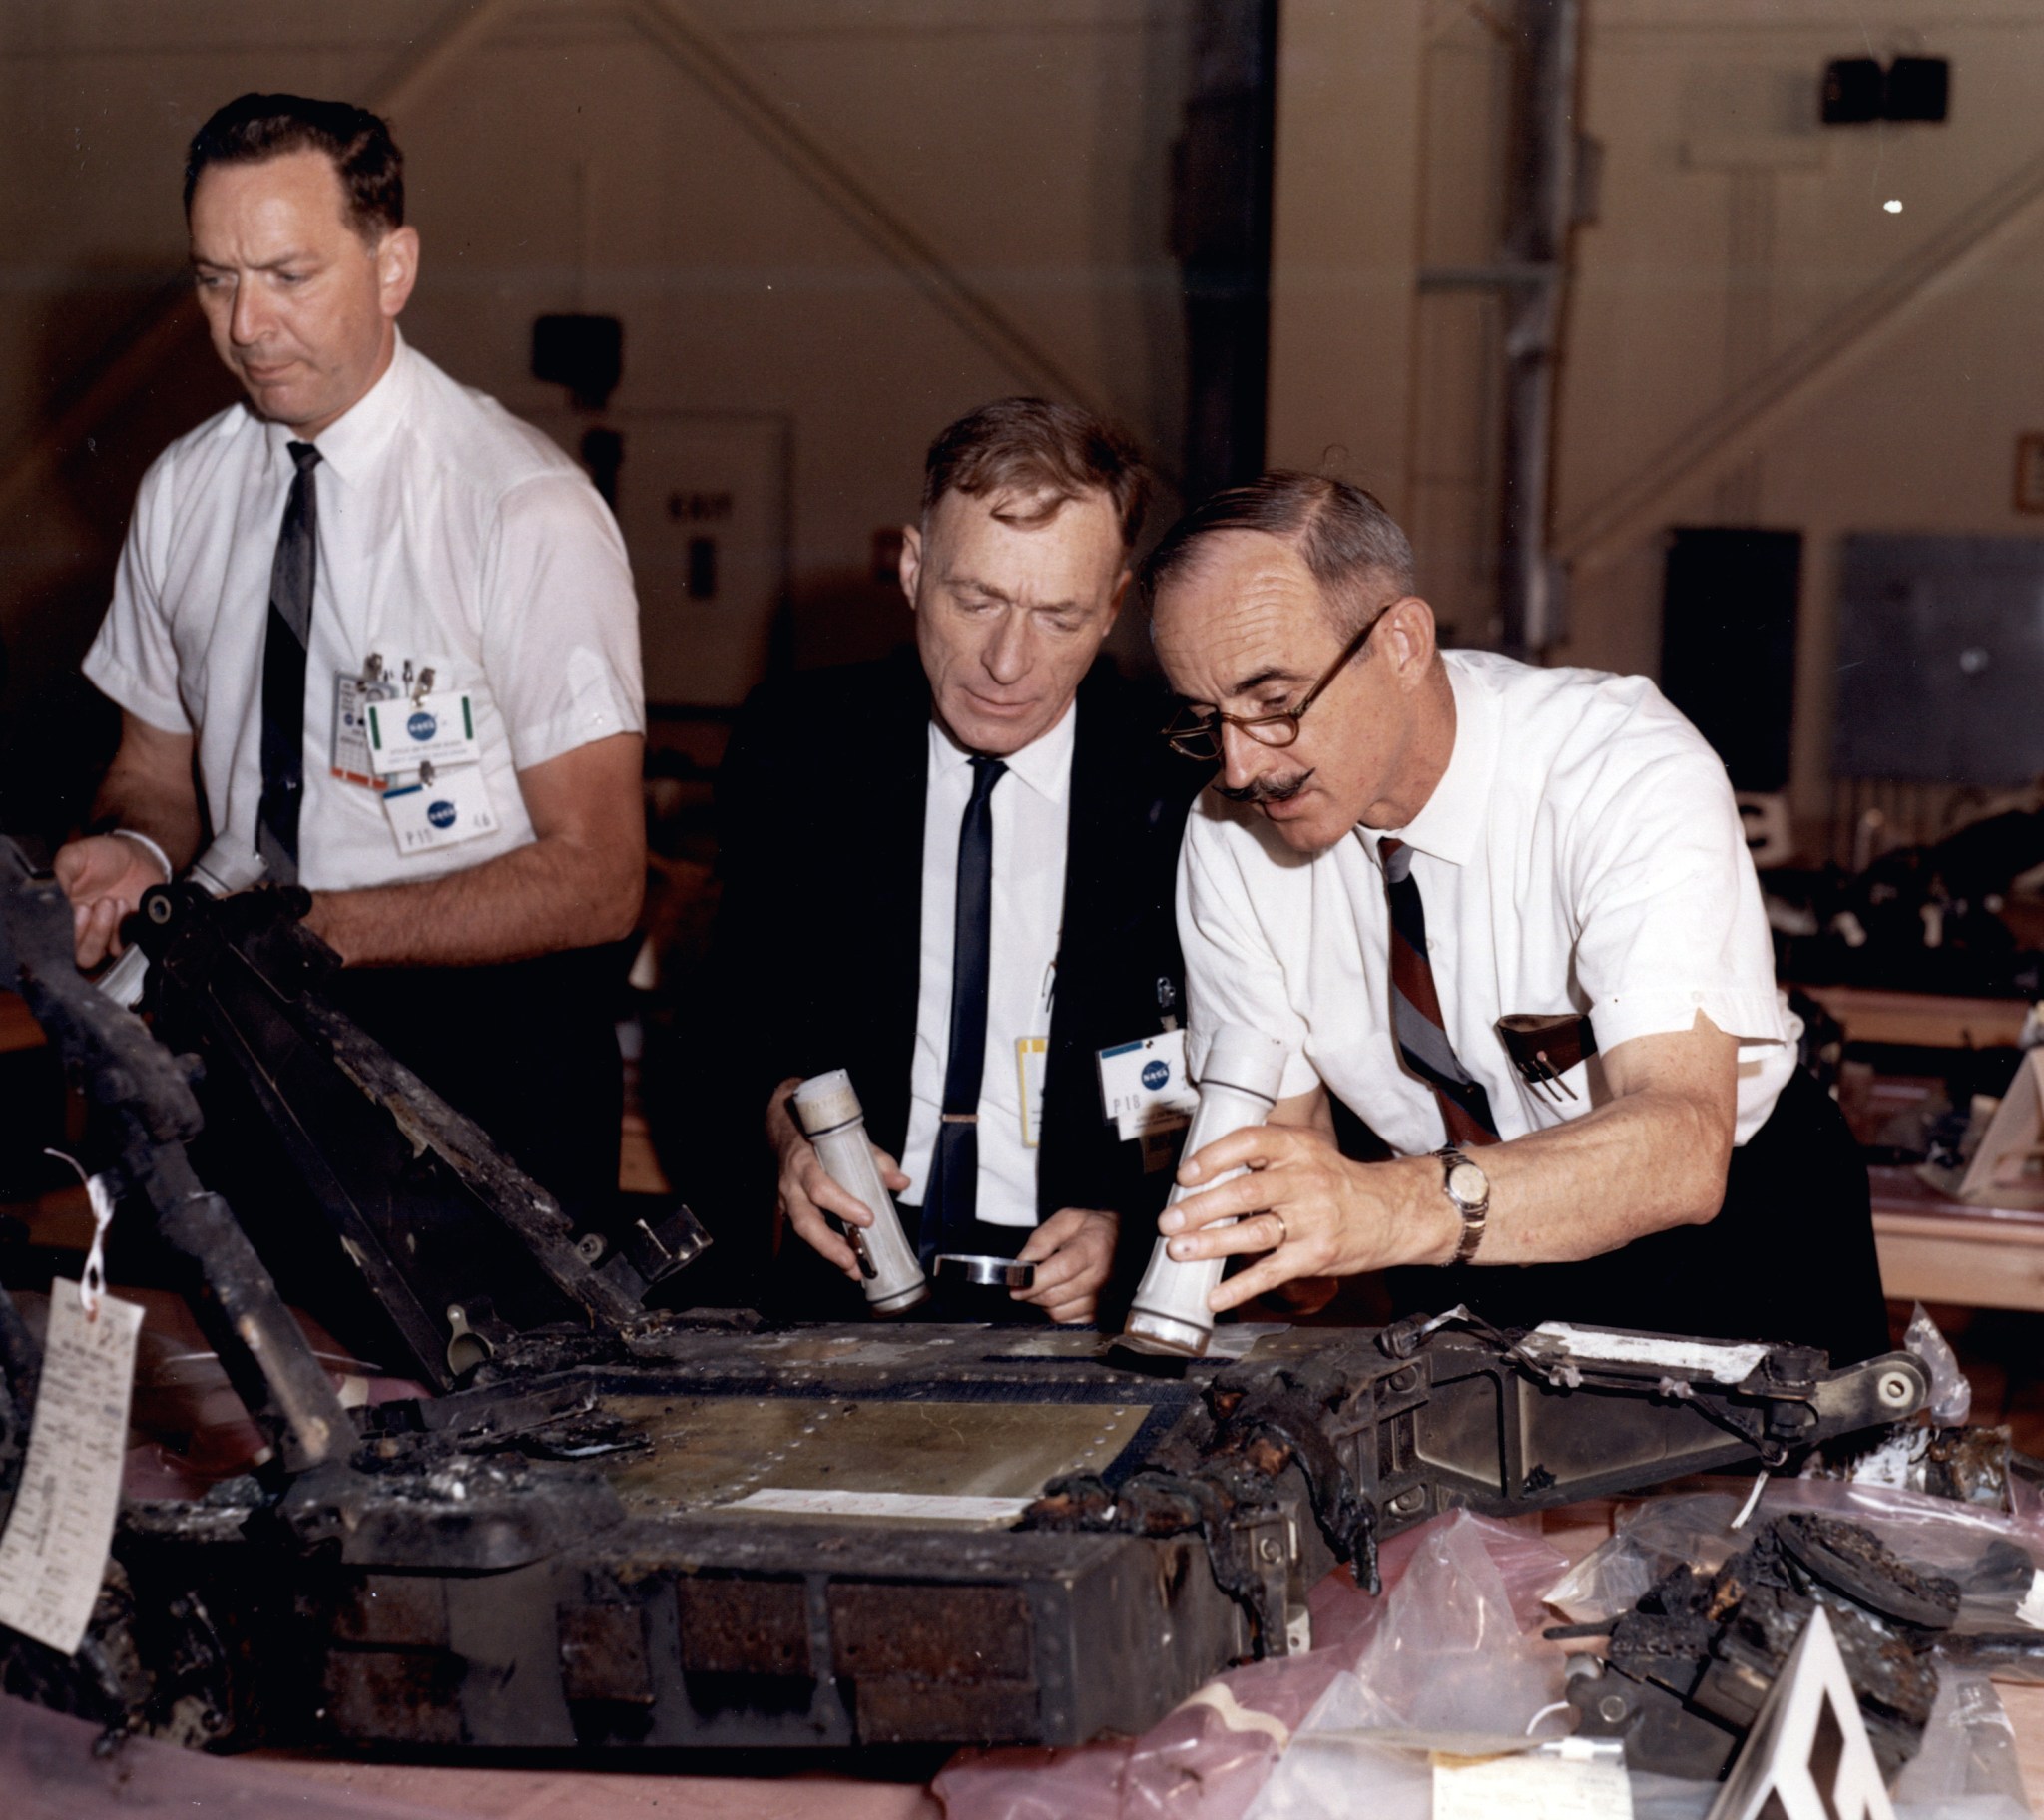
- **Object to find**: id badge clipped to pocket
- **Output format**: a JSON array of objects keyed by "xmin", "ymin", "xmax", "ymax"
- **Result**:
[
  {"xmin": 331, "ymin": 671, "xmax": 396, "ymax": 789},
  {"xmin": 382, "ymin": 763, "xmax": 500, "ymax": 855},
  {"xmin": 1097, "ymin": 1029, "xmax": 1199, "ymax": 1141},
  {"xmin": 1016, "ymin": 1036, "xmax": 1049, "ymax": 1148},
  {"xmin": 364, "ymin": 690, "xmax": 483, "ymax": 776}
]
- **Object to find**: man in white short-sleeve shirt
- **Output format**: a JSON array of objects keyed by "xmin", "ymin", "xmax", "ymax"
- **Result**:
[
  {"xmin": 1143, "ymin": 472, "xmax": 1887, "ymax": 1362},
  {"xmin": 55, "ymin": 93, "xmax": 646, "ymax": 1217}
]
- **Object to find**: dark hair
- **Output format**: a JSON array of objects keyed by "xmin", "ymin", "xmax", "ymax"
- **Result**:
[
  {"xmin": 184, "ymin": 93, "xmax": 404, "ymax": 240},
  {"xmin": 922, "ymin": 397, "xmax": 1151, "ymax": 549},
  {"xmin": 1143, "ymin": 471, "xmax": 1414, "ymax": 636}
]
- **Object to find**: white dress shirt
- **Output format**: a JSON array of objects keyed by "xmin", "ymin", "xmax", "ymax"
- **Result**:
[
  {"xmin": 898, "ymin": 705, "xmax": 1075, "ymax": 1228},
  {"xmin": 1179, "ymin": 650, "xmax": 1794, "ymax": 1149},
  {"xmin": 83, "ymin": 329, "xmax": 644, "ymax": 892}
]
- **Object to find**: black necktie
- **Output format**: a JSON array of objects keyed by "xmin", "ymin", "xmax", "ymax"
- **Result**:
[
  {"xmin": 256, "ymin": 441, "xmax": 321, "ymax": 882},
  {"xmin": 1378, "ymin": 837, "xmax": 1498, "ymax": 1146},
  {"xmin": 922, "ymin": 754, "xmax": 1007, "ymax": 1259}
]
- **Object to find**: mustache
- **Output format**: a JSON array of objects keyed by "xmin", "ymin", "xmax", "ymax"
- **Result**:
[{"xmin": 1216, "ymin": 768, "xmax": 1312, "ymax": 805}]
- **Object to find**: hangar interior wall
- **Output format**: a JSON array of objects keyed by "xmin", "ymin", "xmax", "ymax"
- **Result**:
[
  {"xmin": 0, "ymin": 0, "xmax": 1192, "ymax": 814},
  {"xmin": 1271, "ymin": 0, "xmax": 2044, "ymax": 838},
  {"xmin": 8, "ymin": 1, "xmax": 2044, "ymax": 842}
]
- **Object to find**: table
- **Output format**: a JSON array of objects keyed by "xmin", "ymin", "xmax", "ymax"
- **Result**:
[
  {"xmin": 1871, "ymin": 1163, "xmax": 2044, "ymax": 1312},
  {"xmin": 0, "ymin": 988, "xmax": 42, "ymax": 1056},
  {"xmin": 17, "ymin": 1500, "xmax": 2044, "ymax": 1820},
  {"xmin": 1797, "ymin": 984, "xmax": 2030, "ymax": 1051}
]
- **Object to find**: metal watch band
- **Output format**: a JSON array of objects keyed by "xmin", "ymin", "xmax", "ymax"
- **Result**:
[{"xmin": 1434, "ymin": 1142, "xmax": 1490, "ymax": 1266}]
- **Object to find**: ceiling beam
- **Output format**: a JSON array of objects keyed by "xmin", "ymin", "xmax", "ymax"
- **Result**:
[
  {"xmin": 624, "ymin": 0, "xmax": 1107, "ymax": 418},
  {"xmin": 1554, "ymin": 137, "xmax": 2044, "ymax": 579}
]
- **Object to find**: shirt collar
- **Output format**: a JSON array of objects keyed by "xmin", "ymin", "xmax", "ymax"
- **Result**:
[
  {"xmin": 262, "ymin": 325, "xmax": 411, "ymax": 488},
  {"xmin": 1365, "ymin": 653, "xmax": 1497, "ymax": 868},
  {"xmin": 927, "ymin": 693, "xmax": 1077, "ymax": 806}
]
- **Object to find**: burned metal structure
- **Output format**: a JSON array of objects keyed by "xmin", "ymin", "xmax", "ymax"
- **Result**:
[
  {"xmin": 1564, "ymin": 1512, "xmax": 1968, "ymax": 1779},
  {"xmin": 0, "ymin": 839, "xmax": 1931, "ymax": 1754}
]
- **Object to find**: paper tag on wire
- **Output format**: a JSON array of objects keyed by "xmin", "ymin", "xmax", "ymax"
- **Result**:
[
  {"xmin": 0, "ymin": 1276, "xmax": 144, "ymax": 1655},
  {"xmin": 45, "ymin": 1149, "xmax": 116, "ymax": 1321}
]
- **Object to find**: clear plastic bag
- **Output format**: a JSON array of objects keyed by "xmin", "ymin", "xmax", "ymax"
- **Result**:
[
  {"xmin": 1242, "ymin": 1514, "xmax": 1572, "ymax": 1820},
  {"xmin": 1907, "ymin": 1305, "xmax": 1976, "ymax": 1429},
  {"xmin": 935, "ymin": 1514, "xmax": 1567, "ymax": 1820},
  {"xmin": 1540, "ymin": 1478, "xmax": 2037, "ymax": 1818},
  {"xmin": 0, "ymin": 1690, "xmax": 458, "ymax": 1819},
  {"xmin": 1547, "ymin": 1475, "xmax": 2044, "ymax": 1633}
]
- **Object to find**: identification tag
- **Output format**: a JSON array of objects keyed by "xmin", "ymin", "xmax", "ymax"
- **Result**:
[
  {"xmin": 381, "ymin": 764, "xmax": 499, "ymax": 855},
  {"xmin": 1097, "ymin": 1028, "xmax": 1198, "ymax": 1141},
  {"xmin": 1015, "ymin": 1036, "xmax": 1049, "ymax": 1148},
  {"xmin": 364, "ymin": 691, "xmax": 482, "ymax": 776},
  {"xmin": 0, "ymin": 1280, "xmax": 144, "ymax": 1656},
  {"xmin": 331, "ymin": 672, "xmax": 396, "ymax": 789}
]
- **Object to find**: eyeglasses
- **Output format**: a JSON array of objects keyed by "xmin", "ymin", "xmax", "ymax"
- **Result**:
[{"xmin": 1160, "ymin": 598, "xmax": 1402, "ymax": 760}]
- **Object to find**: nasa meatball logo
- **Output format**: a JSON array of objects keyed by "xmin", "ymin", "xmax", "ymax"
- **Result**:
[
  {"xmin": 407, "ymin": 710, "xmax": 437, "ymax": 742},
  {"xmin": 427, "ymin": 799, "xmax": 458, "ymax": 831},
  {"xmin": 1141, "ymin": 1059, "xmax": 1170, "ymax": 1092}
]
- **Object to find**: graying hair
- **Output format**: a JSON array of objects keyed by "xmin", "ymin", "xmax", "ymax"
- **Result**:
[{"xmin": 1143, "ymin": 471, "xmax": 1414, "ymax": 637}]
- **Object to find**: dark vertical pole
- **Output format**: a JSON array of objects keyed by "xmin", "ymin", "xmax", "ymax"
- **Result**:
[
  {"xmin": 1497, "ymin": 0, "xmax": 1582, "ymax": 657},
  {"xmin": 1175, "ymin": 0, "xmax": 1279, "ymax": 504}
]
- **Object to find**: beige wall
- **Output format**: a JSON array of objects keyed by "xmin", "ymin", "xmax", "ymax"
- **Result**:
[
  {"xmin": 1268, "ymin": 0, "xmax": 2044, "ymax": 828},
  {"xmin": 0, "ymin": 0, "xmax": 1191, "ymax": 744},
  {"xmin": 21, "ymin": 0, "xmax": 2043, "ymax": 827}
]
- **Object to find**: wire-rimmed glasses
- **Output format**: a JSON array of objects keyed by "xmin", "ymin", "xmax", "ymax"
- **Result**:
[{"xmin": 1160, "ymin": 598, "xmax": 1401, "ymax": 760}]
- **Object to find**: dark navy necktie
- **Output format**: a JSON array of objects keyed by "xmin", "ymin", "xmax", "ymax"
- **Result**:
[
  {"xmin": 1378, "ymin": 836, "xmax": 1498, "ymax": 1146},
  {"xmin": 256, "ymin": 440, "xmax": 321, "ymax": 882},
  {"xmin": 922, "ymin": 754, "xmax": 1008, "ymax": 1259}
]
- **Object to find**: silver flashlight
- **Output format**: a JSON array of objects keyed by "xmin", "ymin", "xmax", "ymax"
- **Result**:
[
  {"xmin": 789, "ymin": 1070, "xmax": 930, "ymax": 1316},
  {"xmin": 1121, "ymin": 1025, "xmax": 1288, "ymax": 1357}
]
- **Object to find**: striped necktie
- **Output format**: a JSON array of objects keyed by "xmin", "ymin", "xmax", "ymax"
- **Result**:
[
  {"xmin": 1378, "ymin": 836, "xmax": 1498, "ymax": 1147},
  {"xmin": 256, "ymin": 440, "xmax": 321, "ymax": 882}
]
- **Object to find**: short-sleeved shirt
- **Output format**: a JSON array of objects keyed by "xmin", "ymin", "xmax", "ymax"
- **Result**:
[
  {"xmin": 83, "ymin": 329, "xmax": 644, "ymax": 892},
  {"xmin": 1178, "ymin": 650, "xmax": 1794, "ymax": 1149}
]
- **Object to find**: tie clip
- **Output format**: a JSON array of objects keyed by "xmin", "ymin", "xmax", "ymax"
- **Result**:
[{"xmin": 940, "ymin": 1112, "xmax": 978, "ymax": 1125}]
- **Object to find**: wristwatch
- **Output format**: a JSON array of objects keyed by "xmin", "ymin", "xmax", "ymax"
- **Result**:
[{"xmin": 1432, "ymin": 1144, "xmax": 1491, "ymax": 1264}]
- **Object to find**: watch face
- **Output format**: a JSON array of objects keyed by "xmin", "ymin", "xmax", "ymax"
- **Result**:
[{"xmin": 1447, "ymin": 1160, "xmax": 1488, "ymax": 1206}]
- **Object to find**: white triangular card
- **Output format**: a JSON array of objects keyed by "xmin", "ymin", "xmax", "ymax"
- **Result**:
[
  {"xmin": 1706, "ymin": 1605, "xmax": 1896, "ymax": 1820},
  {"xmin": 1957, "ymin": 1051, "xmax": 2044, "ymax": 1207}
]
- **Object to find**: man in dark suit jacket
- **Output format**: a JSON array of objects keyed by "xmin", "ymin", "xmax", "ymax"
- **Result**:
[{"xmin": 702, "ymin": 399, "xmax": 1200, "ymax": 1324}]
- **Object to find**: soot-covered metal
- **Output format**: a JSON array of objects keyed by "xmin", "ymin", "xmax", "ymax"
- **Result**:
[{"xmin": 0, "ymin": 844, "xmax": 1930, "ymax": 1755}]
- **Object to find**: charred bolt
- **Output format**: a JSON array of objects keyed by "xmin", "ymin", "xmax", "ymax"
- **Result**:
[
  {"xmin": 1258, "ymin": 1536, "xmax": 1284, "ymax": 1563},
  {"xmin": 1877, "ymin": 1370, "xmax": 1916, "ymax": 1408},
  {"xmin": 1597, "ymin": 1694, "xmax": 1629, "ymax": 1724},
  {"xmin": 1387, "ymin": 1368, "xmax": 1418, "ymax": 1394}
]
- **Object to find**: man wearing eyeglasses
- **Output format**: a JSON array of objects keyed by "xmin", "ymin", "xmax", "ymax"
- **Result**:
[
  {"xmin": 1143, "ymin": 472, "xmax": 1888, "ymax": 1363},
  {"xmin": 696, "ymin": 399, "xmax": 1199, "ymax": 1325}
]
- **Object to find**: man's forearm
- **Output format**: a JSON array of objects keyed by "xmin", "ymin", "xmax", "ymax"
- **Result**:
[
  {"xmin": 304, "ymin": 833, "xmax": 642, "ymax": 966},
  {"xmin": 90, "ymin": 754, "xmax": 203, "ymax": 873},
  {"xmin": 1168, "ymin": 1028, "xmax": 1741, "ymax": 1307},
  {"xmin": 1418, "ymin": 1085, "xmax": 1734, "ymax": 1267}
]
